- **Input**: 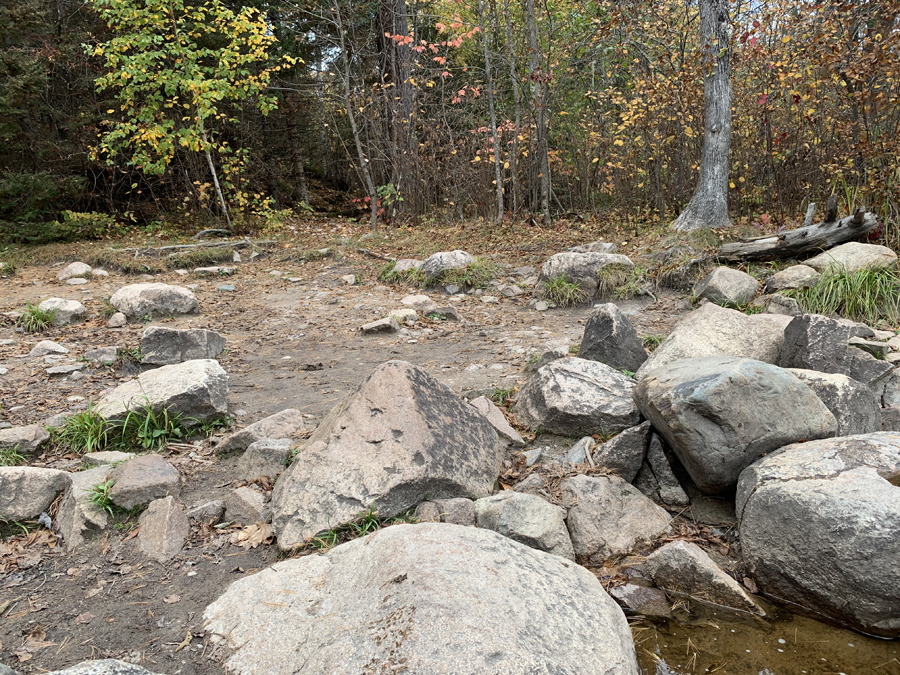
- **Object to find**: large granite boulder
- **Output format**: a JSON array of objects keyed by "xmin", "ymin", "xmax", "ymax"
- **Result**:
[
  {"xmin": 109, "ymin": 283, "xmax": 198, "ymax": 318},
  {"xmin": 804, "ymin": 242, "xmax": 897, "ymax": 274},
  {"xmin": 474, "ymin": 491, "xmax": 575, "ymax": 560},
  {"xmin": 693, "ymin": 267, "xmax": 759, "ymax": 306},
  {"xmin": 0, "ymin": 467, "xmax": 70, "ymax": 520},
  {"xmin": 420, "ymin": 250, "xmax": 476, "ymax": 279},
  {"xmin": 787, "ymin": 368, "xmax": 881, "ymax": 436},
  {"xmin": 204, "ymin": 523, "xmax": 639, "ymax": 675},
  {"xmin": 95, "ymin": 359, "xmax": 228, "ymax": 422},
  {"xmin": 578, "ymin": 303, "xmax": 647, "ymax": 373},
  {"xmin": 38, "ymin": 297, "xmax": 88, "ymax": 326},
  {"xmin": 634, "ymin": 355, "xmax": 837, "ymax": 494},
  {"xmin": 537, "ymin": 252, "xmax": 634, "ymax": 300},
  {"xmin": 140, "ymin": 326, "xmax": 226, "ymax": 365},
  {"xmin": 516, "ymin": 357, "xmax": 641, "ymax": 436},
  {"xmin": 737, "ymin": 433, "xmax": 900, "ymax": 637},
  {"xmin": 271, "ymin": 361, "xmax": 501, "ymax": 549},
  {"xmin": 635, "ymin": 303, "xmax": 792, "ymax": 379}
]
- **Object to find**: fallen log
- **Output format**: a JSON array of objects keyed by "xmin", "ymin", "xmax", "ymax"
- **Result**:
[{"xmin": 716, "ymin": 210, "xmax": 878, "ymax": 262}]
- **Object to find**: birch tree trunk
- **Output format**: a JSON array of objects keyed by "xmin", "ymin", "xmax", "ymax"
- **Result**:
[
  {"xmin": 478, "ymin": 0, "xmax": 504, "ymax": 224},
  {"xmin": 672, "ymin": 0, "xmax": 731, "ymax": 232}
]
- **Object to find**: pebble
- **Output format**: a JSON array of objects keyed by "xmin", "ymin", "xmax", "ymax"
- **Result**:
[
  {"xmin": 481, "ymin": 296, "xmax": 500, "ymax": 303},
  {"xmin": 0, "ymin": 367, "xmax": 7, "ymax": 375},
  {"xmin": 217, "ymin": 284, "xmax": 236, "ymax": 292},
  {"xmin": 107, "ymin": 312, "xmax": 127, "ymax": 328},
  {"xmin": 534, "ymin": 301, "xmax": 549, "ymax": 311},
  {"xmin": 46, "ymin": 363, "xmax": 85, "ymax": 376},
  {"xmin": 66, "ymin": 278, "xmax": 89, "ymax": 285}
]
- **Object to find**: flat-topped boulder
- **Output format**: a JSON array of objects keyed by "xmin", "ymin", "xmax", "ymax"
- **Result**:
[
  {"xmin": 56, "ymin": 261, "xmax": 92, "ymax": 281},
  {"xmin": 38, "ymin": 297, "xmax": 88, "ymax": 326},
  {"xmin": 271, "ymin": 361, "xmax": 501, "ymax": 549},
  {"xmin": 140, "ymin": 326, "xmax": 226, "ymax": 365},
  {"xmin": 109, "ymin": 283, "xmax": 198, "ymax": 318},
  {"xmin": 0, "ymin": 424, "xmax": 51, "ymax": 454},
  {"xmin": 804, "ymin": 241, "xmax": 897, "ymax": 274},
  {"xmin": 693, "ymin": 266, "xmax": 759, "ymax": 306},
  {"xmin": 537, "ymin": 252, "xmax": 634, "ymax": 300},
  {"xmin": 420, "ymin": 250, "xmax": 476, "ymax": 279},
  {"xmin": 204, "ymin": 523, "xmax": 639, "ymax": 675}
]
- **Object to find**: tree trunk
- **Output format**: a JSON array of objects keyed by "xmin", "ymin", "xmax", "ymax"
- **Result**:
[
  {"xmin": 478, "ymin": 0, "xmax": 504, "ymax": 224},
  {"xmin": 286, "ymin": 96, "xmax": 309, "ymax": 204},
  {"xmin": 672, "ymin": 0, "xmax": 731, "ymax": 232},
  {"xmin": 524, "ymin": 0, "xmax": 550, "ymax": 225},
  {"xmin": 502, "ymin": 0, "xmax": 522, "ymax": 215},
  {"xmin": 200, "ymin": 128, "xmax": 231, "ymax": 232}
]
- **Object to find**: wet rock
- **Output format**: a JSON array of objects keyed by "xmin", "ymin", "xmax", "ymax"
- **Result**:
[
  {"xmin": 737, "ymin": 432, "xmax": 900, "ymax": 637},
  {"xmin": 271, "ymin": 361, "xmax": 501, "ymax": 549},
  {"xmin": 138, "ymin": 496, "xmax": 190, "ymax": 563},
  {"xmin": 109, "ymin": 455, "xmax": 180, "ymax": 509},
  {"xmin": 83, "ymin": 346, "xmax": 120, "ymax": 365},
  {"xmin": 140, "ymin": 326, "xmax": 226, "ymax": 365},
  {"xmin": 787, "ymin": 368, "xmax": 881, "ymax": 435},
  {"xmin": 634, "ymin": 356, "xmax": 836, "ymax": 494},
  {"xmin": 96, "ymin": 359, "xmax": 229, "ymax": 422},
  {"xmin": 38, "ymin": 297, "xmax": 88, "ymax": 326},
  {"xmin": 28, "ymin": 340, "xmax": 68, "ymax": 357},
  {"xmin": 431, "ymin": 497, "xmax": 475, "ymax": 526},
  {"xmin": 58, "ymin": 465, "xmax": 111, "ymax": 549},
  {"xmin": 0, "ymin": 467, "xmax": 70, "ymax": 520},
  {"xmin": 420, "ymin": 250, "xmax": 476, "ymax": 279},
  {"xmin": 361, "ymin": 317, "xmax": 399, "ymax": 334},
  {"xmin": 109, "ymin": 283, "xmax": 199, "ymax": 318},
  {"xmin": 635, "ymin": 303, "xmax": 791, "ymax": 380},
  {"xmin": 81, "ymin": 451, "xmax": 135, "ymax": 468},
  {"xmin": 236, "ymin": 438, "xmax": 293, "ymax": 481},
  {"xmin": 204, "ymin": 523, "xmax": 639, "ymax": 675},
  {"xmin": 591, "ymin": 421, "xmax": 650, "ymax": 483},
  {"xmin": 561, "ymin": 475, "xmax": 670, "ymax": 565},
  {"xmin": 764, "ymin": 264, "xmax": 820, "ymax": 293},
  {"xmin": 225, "ymin": 486, "xmax": 270, "ymax": 525},
  {"xmin": 469, "ymin": 395, "xmax": 525, "ymax": 446},
  {"xmin": 45, "ymin": 660, "xmax": 164, "ymax": 675},
  {"xmin": 0, "ymin": 424, "xmax": 50, "ymax": 454},
  {"xmin": 187, "ymin": 499, "xmax": 225, "ymax": 523},
  {"xmin": 516, "ymin": 357, "xmax": 641, "ymax": 436},
  {"xmin": 217, "ymin": 408, "xmax": 306, "ymax": 455},
  {"xmin": 693, "ymin": 266, "xmax": 760, "ymax": 306},
  {"xmin": 578, "ymin": 303, "xmax": 647, "ymax": 373},
  {"xmin": 475, "ymin": 491, "xmax": 575, "ymax": 560},
  {"xmin": 107, "ymin": 312, "xmax": 127, "ymax": 328},
  {"xmin": 644, "ymin": 541, "xmax": 765, "ymax": 616},
  {"xmin": 536, "ymin": 252, "xmax": 634, "ymax": 300},
  {"xmin": 805, "ymin": 241, "xmax": 897, "ymax": 274},
  {"xmin": 609, "ymin": 584, "xmax": 671, "ymax": 619}
]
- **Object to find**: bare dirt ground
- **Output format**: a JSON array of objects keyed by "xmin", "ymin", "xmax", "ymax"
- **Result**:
[{"xmin": 0, "ymin": 219, "xmax": 705, "ymax": 674}]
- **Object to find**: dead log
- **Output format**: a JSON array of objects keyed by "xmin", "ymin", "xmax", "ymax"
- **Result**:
[{"xmin": 716, "ymin": 211, "xmax": 878, "ymax": 262}]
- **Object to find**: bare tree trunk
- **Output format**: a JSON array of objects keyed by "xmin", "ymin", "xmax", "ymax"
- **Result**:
[
  {"xmin": 502, "ymin": 0, "xmax": 522, "ymax": 215},
  {"xmin": 478, "ymin": 0, "xmax": 504, "ymax": 224},
  {"xmin": 286, "ymin": 97, "xmax": 309, "ymax": 204},
  {"xmin": 525, "ymin": 0, "xmax": 550, "ymax": 225},
  {"xmin": 333, "ymin": 0, "xmax": 378, "ymax": 230},
  {"xmin": 672, "ymin": 0, "xmax": 731, "ymax": 232},
  {"xmin": 200, "ymin": 128, "xmax": 231, "ymax": 232}
]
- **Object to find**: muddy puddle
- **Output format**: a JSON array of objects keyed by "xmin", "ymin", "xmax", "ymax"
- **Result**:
[{"xmin": 633, "ymin": 600, "xmax": 900, "ymax": 674}]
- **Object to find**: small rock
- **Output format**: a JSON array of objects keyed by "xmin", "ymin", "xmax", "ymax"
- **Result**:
[
  {"xmin": 57, "ymin": 466, "xmax": 110, "ymax": 549},
  {"xmin": 565, "ymin": 436, "xmax": 594, "ymax": 465},
  {"xmin": 693, "ymin": 266, "xmax": 760, "ymax": 306},
  {"xmin": 44, "ymin": 659, "xmax": 163, "ymax": 675},
  {"xmin": 499, "ymin": 284, "xmax": 525, "ymax": 298},
  {"xmin": 217, "ymin": 284, "xmax": 236, "ymax": 292},
  {"xmin": 469, "ymin": 396, "xmax": 526, "ymax": 446},
  {"xmin": 392, "ymin": 259, "xmax": 422, "ymax": 273},
  {"xmin": 609, "ymin": 584, "xmax": 672, "ymax": 619},
  {"xmin": 388, "ymin": 308, "xmax": 417, "ymax": 323},
  {"xmin": 66, "ymin": 278, "xmax": 89, "ymax": 285},
  {"xmin": 141, "ymin": 326, "xmax": 226, "ymax": 365},
  {"xmin": 534, "ymin": 301, "xmax": 549, "ymax": 311},
  {"xmin": 83, "ymin": 346, "xmax": 120, "ymax": 365},
  {"xmin": 592, "ymin": 422, "xmax": 650, "ymax": 483},
  {"xmin": 225, "ymin": 486, "xmax": 270, "ymax": 525},
  {"xmin": 578, "ymin": 303, "xmax": 647, "ymax": 373},
  {"xmin": 57, "ymin": 262, "xmax": 92, "ymax": 281},
  {"xmin": 428, "ymin": 305, "xmax": 460, "ymax": 321},
  {"xmin": 361, "ymin": 317, "xmax": 399, "ymax": 334},
  {"xmin": 46, "ymin": 363, "xmax": 85, "ymax": 376},
  {"xmin": 415, "ymin": 501, "xmax": 442, "ymax": 522},
  {"xmin": 138, "ymin": 496, "xmax": 190, "ymax": 563},
  {"xmin": 522, "ymin": 446, "xmax": 543, "ymax": 467},
  {"xmin": 217, "ymin": 409, "xmax": 306, "ymax": 455},
  {"xmin": 110, "ymin": 283, "xmax": 198, "ymax": 318},
  {"xmin": 765, "ymin": 265, "xmax": 820, "ymax": 293},
  {"xmin": 81, "ymin": 451, "xmax": 135, "ymax": 468},
  {"xmin": 0, "ymin": 467, "xmax": 70, "ymax": 520},
  {"xmin": 401, "ymin": 294, "xmax": 440, "ymax": 314},
  {"xmin": 431, "ymin": 497, "xmax": 475, "ymax": 526},
  {"xmin": 764, "ymin": 294, "xmax": 802, "ymax": 316},
  {"xmin": 186, "ymin": 499, "xmax": 225, "ymax": 523},
  {"xmin": 420, "ymin": 250, "xmax": 476, "ymax": 279},
  {"xmin": 108, "ymin": 455, "xmax": 181, "ymax": 510},
  {"xmin": 194, "ymin": 266, "xmax": 236, "ymax": 275},
  {"xmin": 445, "ymin": 284, "xmax": 460, "ymax": 295},
  {"xmin": 38, "ymin": 298, "xmax": 88, "ymax": 326},
  {"xmin": 848, "ymin": 337, "xmax": 890, "ymax": 361},
  {"xmin": 474, "ymin": 491, "xmax": 575, "ymax": 560},
  {"xmin": 235, "ymin": 438, "xmax": 293, "ymax": 481},
  {"xmin": 107, "ymin": 312, "xmax": 127, "ymax": 328},
  {"xmin": 92, "ymin": 269, "xmax": 109, "ymax": 278},
  {"xmin": 341, "ymin": 274, "xmax": 357, "ymax": 285},
  {"xmin": 0, "ymin": 424, "xmax": 51, "ymax": 454},
  {"xmin": 524, "ymin": 346, "xmax": 569, "ymax": 373},
  {"xmin": 480, "ymin": 295, "xmax": 500, "ymax": 303}
]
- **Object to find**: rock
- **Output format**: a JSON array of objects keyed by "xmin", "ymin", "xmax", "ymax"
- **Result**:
[
  {"xmin": 645, "ymin": 434, "xmax": 689, "ymax": 506},
  {"xmin": 513, "ymin": 472, "xmax": 549, "ymax": 497},
  {"xmin": 883, "ymin": 370, "xmax": 900, "ymax": 407},
  {"xmin": 194, "ymin": 266, "xmax": 236, "ymax": 275},
  {"xmin": 271, "ymin": 361, "xmax": 501, "ymax": 549},
  {"xmin": 787, "ymin": 368, "xmax": 881, "ymax": 435},
  {"xmin": 138, "ymin": 496, "xmax": 190, "ymax": 563},
  {"xmin": 635, "ymin": 303, "xmax": 792, "ymax": 379},
  {"xmin": 693, "ymin": 266, "xmax": 760, "ymax": 305},
  {"xmin": 634, "ymin": 355, "xmax": 837, "ymax": 494},
  {"xmin": 140, "ymin": 326, "xmax": 226, "ymax": 365},
  {"xmin": 592, "ymin": 422, "xmax": 650, "ymax": 483},
  {"xmin": 644, "ymin": 541, "xmax": 765, "ymax": 615},
  {"xmin": 28, "ymin": 340, "xmax": 68, "ymax": 357},
  {"xmin": 469, "ymin": 396, "xmax": 526, "ymax": 446},
  {"xmin": 81, "ymin": 451, "xmax": 135, "ymax": 468},
  {"xmin": 393, "ymin": 259, "xmax": 422, "ymax": 273},
  {"xmin": 57, "ymin": 465, "xmax": 111, "ymax": 549},
  {"xmin": 567, "ymin": 241, "xmax": 618, "ymax": 254},
  {"xmin": 38, "ymin": 298, "xmax": 88, "ymax": 326},
  {"xmin": 66, "ymin": 278, "xmax": 88, "ymax": 285},
  {"xmin": 499, "ymin": 283, "xmax": 525, "ymax": 297},
  {"xmin": 47, "ymin": 363, "xmax": 85, "ymax": 376},
  {"xmin": 480, "ymin": 295, "xmax": 500, "ymax": 303},
  {"xmin": 537, "ymin": 252, "xmax": 634, "ymax": 300},
  {"xmin": 848, "ymin": 336, "xmax": 890, "ymax": 360},
  {"xmin": 400, "ymin": 294, "xmax": 440, "ymax": 314},
  {"xmin": 431, "ymin": 497, "xmax": 475, "ymax": 525},
  {"xmin": 109, "ymin": 283, "xmax": 199, "ymax": 318},
  {"xmin": 804, "ymin": 241, "xmax": 898, "ymax": 274},
  {"xmin": 56, "ymin": 262, "xmax": 92, "ymax": 281},
  {"xmin": 763, "ymin": 294, "xmax": 802, "ymax": 316},
  {"xmin": 609, "ymin": 584, "xmax": 671, "ymax": 619},
  {"xmin": 108, "ymin": 455, "xmax": 180, "ymax": 509},
  {"xmin": 474, "ymin": 491, "xmax": 575, "ymax": 560},
  {"xmin": 44, "ymin": 660, "xmax": 163, "ymax": 675},
  {"xmin": 92, "ymin": 269, "xmax": 109, "ymax": 277},
  {"xmin": 516, "ymin": 357, "xmax": 641, "ymax": 436},
  {"xmin": 107, "ymin": 312, "xmax": 127, "ymax": 328},
  {"xmin": 565, "ymin": 436, "xmax": 593, "ymax": 465},
  {"xmin": 578, "ymin": 303, "xmax": 647, "ymax": 373},
  {"xmin": 737, "ymin": 432, "xmax": 900, "ymax": 636},
  {"xmin": 883, "ymin": 407, "xmax": 900, "ymax": 431},
  {"xmin": 561, "ymin": 475, "xmax": 671, "ymax": 565},
  {"xmin": 777, "ymin": 313, "xmax": 894, "ymax": 391},
  {"xmin": 524, "ymin": 345, "xmax": 569, "ymax": 373},
  {"xmin": 764, "ymin": 264, "xmax": 820, "ymax": 292},
  {"xmin": 0, "ymin": 467, "xmax": 70, "ymax": 520},
  {"xmin": 388, "ymin": 308, "xmax": 417, "ymax": 323},
  {"xmin": 96, "ymin": 359, "xmax": 229, "ymax": 422},
  {"xmin": 217, "ymin": 284, "xmax": 236, "ymax": 292},
  {"xmin": 533, "ymin": 301, "xmax": 549, "ymax": 311},
  {"xmin": 204, "ymin": 523, "xmax": 639, "ymax": 675},
  {"xmin": 415, "ymin": 501, "xmax": 442, "ymax": 522},
  {"xmin": 236, "ymin": 438, "xmax": 293, "ymax": 481},
  {"xmin": 217, "ymin": 409, "xmax": 306, "ymax": 455},
  {"xmin": 429, "ymin": 305, "xmax": 460, "ymax": 321},
  {"xmin": 225, "ymin": 486, "xmax": 270, "ymax": 525},
  {"xmin": 0, "ymin": 424, "xmax": 51, "ymax": 454},
  {"xmin": 420, "ymin": 250, "xmax": 476, "ymax": 279},
  {"xmin": 522, "ymin": 446, "xmax": 543, "ymax": 467},
  {"xmin": 187, "ymin": 499, "xmax": 225, "ymax": 523},
  {"xmin": 83, "ymin": 346, "xmax": 120, "ymax": 365},
  {"xmin": 361, "ymin": 317, "xmax": 399, "ymax": 334}
]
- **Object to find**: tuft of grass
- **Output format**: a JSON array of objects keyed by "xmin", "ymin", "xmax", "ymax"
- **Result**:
[
  {"xmin": 301, "ymin": 503, "xmax": 414, "ymax": 552},
  {"xmin": 118, "ymin": 398, "xmax": 185, "ymax": 451},
  {"xmin": 542, "ymin": 275, "xmax": 589, "ymax": 307},
  {"xmin": 596, "ymin": 263, "xmax": 632, "ymax": 297},
  {"xmin": 0, "ymin": 259, "xmax": 18, "ymax": 276},
  {"xmin": 165, "ymin": 247, "xmax": 234, "ymax": 269},
  {"xmin": 87, "ymin": 479, "xmax": 116, "ymax": 517},
  {"xmin": 56, "ymin": 404, "xmax": 110, "ymax": 454},
  {"xmin": 0, "ymin": 444, "xmax": 26, "ymax": 466},
  {"xmin": 612, "ymin": 265, "xmax": 648, "ymax": 300},
  {"xmin": 199, "ymin": 416, "xmax": 232, "ymax": 437},
  {"xmin": 426, "ymin": 258, "xmax": 497, "ymax": 290},
  {"xmin": 641, "ymin": 335, "xmax": 664, "ymax": 352},
  {"xmin": 17, "ymin": 302, "xmax": 56, "ymax": 333},
  {"xmin": 489, "ymin": 387, "xmax": 515, "ymax": 407},
  {"xmin": 786, "ymin": 265, "xmax": 900, "ymax": 327},
  {"xmin": 98, "ymin": 297, "xmax": 117, "ymax": 320}
]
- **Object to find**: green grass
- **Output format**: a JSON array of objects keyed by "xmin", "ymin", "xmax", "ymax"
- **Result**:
[
  {"xmin": 300, "ymin": 504, "xmax": 418, "ymax": 553},
  {"xmin": 119, "ymin": 399, "xmax": 186, "ymax": 451},
  {"xmin": 55, "ymin": 404, "xmax": 110, "ymax": 454},
  {"xmin": 426, "ymin": 258, "xmax": 497, "ymax": 289},
  {"xmin": 0, "ymin": 444, "xmax": 26, "ymax": 466},
  {"xmin": 0, "ymin": 259, "xmax": 18, "ymax": 276},
  {"xmin": 641, "ymin": 335, "xmax": 664, "ymax": 352},
  {"xmin": 786, "ymin": 265, "xmax": 900, "ymax": 327},
  {"xmin": 542, "ymin": 275, "xmax": 589, "ymax": 307},
  {"xmin": 87, "ymin": 479, "xmax": 116, "ymax": 517},
  {"xmin": 98, "ymin": 297, "xmax": 117, "ymax": 320},
  {"xmin": 17, "ymin": 302, "xmax": 56, "ymax": 333},
  {"xmin": 489, "ymin": 387, "xmax": 515, "ymax": 407},
  {"xmin": 596, "ymin": 263, "xmax": 633, "ymax": 298}
]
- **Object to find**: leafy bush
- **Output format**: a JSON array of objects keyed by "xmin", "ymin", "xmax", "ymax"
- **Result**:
[{"xmin": 0, "ymin": 170, "xmax": 84, "ymax": 227}]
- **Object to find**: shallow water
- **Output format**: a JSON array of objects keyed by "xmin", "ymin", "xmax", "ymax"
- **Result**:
[{"xmin": 633, "ymin": 600, "xmax": 900, "ymax": 675}]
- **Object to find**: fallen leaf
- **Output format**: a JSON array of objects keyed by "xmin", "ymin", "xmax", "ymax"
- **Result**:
[
  {"xmin": 75, "ymin": 612, "xmax": 94, "ymax": 624},
  {"xmin": 66, "ymin": 567, "xmax": 81, "ymax": 576},
  {"xmin": 175, "ymin": 630, "xmax": 192, "ymax": 653},
  {"xmin": 229, "ymin": 523, "xmax": 274, "ymax": 549},
  {"xmin": 163, "ymin": 595, "xmax": 181, "ymax": 604},
  {"xmin": 85, "ymin": 587, "xmax": 102, "ymax": 599},
  {"xmin": 742, "ymin": 577, "xmax": 759, "ymax": 594}
]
